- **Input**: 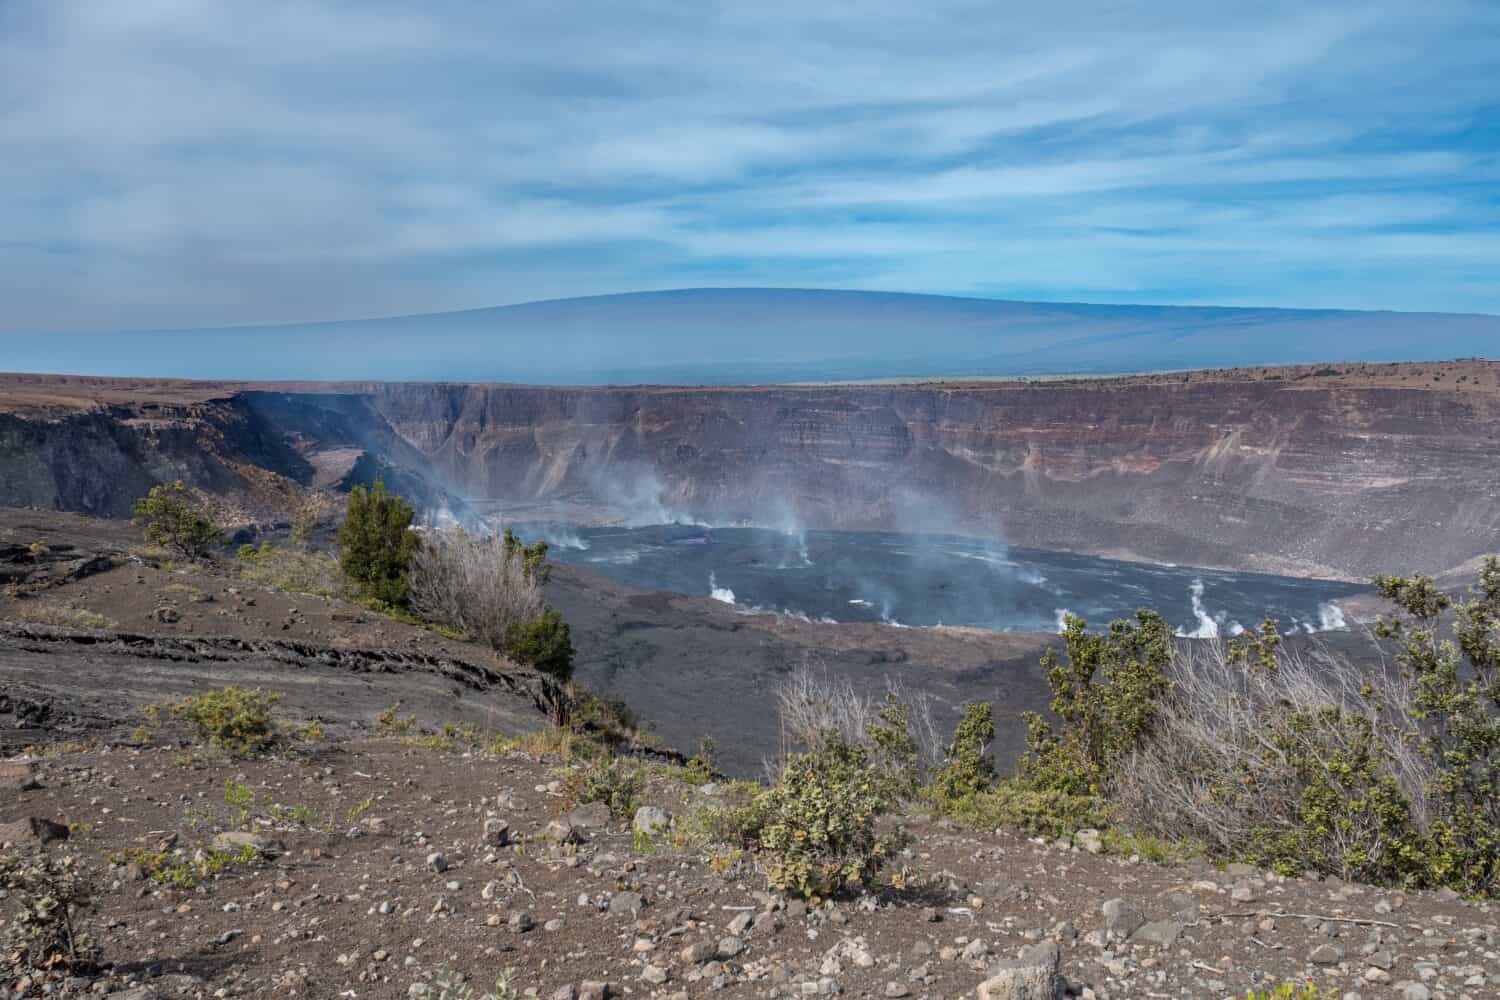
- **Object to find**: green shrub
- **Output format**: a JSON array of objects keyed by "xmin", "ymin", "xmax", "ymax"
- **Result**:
[
  {"xmin": 564, "ymin": 751, "xmax": 647, "ymax": 819},
  {"xmin": 682, "ymin": 737, "xmax": 717, "ymax": 786},
  {"xmin": 336, "ymin": 481, "xmax": 419, "ymax": 607},
  {"xmin": 374, "ymin": 703, "xmax": 418, "ymax": 737},
  {"xmin": 749, "ymin": 731, "xmax": 902, "ymax": 899},
  {"xmin": 132, "ymin": 481, "xmax": 222, "ymax": 558},
  {"xmin": 161, "ymin": 686, "xmax": 281, "ymax": 755},
  {"xmin": 931, "ymin": 702, "xmax": 997, "ymax": 803},
  {"xmin": 503, "ymin": 528, "xmax": 551, "ymax": 584},
  {"xmin": 504, "ymin": 608, "xmax": 575, "ymax": 683},
  {"xmin": 946, "ymin": 779, "xmax": 1109, "ymax": 839},
  {"xmin": 0, "ymin": 849, "xmax": 96, "ymax": 974},
  {"xmin": 1242, "ymin": 985, "xmax": 1324, "ymax": 1000},
  {"xmin": 867, "ymin": 691, "xmax": 921, "ymax": 800},
  {"xmin": 997, "ymin": 611, "xmax": 1171, "ymax": 829},
  {"xmin": 1240, "ymin": 703, "xmax": 1425, "ymax": 886},
  {"xmin": 1373, "ymin": 558, "xmax": 1500, "ymax": 896},
  {"xmin": 224, "ymin": 778, "xmax": 256, "ymax": 826}
]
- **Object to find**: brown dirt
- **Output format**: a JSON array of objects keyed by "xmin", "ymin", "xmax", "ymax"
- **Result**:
[{"xmin": 4, "ymin": 740, "xmax": 1497, "ymax": 1000}]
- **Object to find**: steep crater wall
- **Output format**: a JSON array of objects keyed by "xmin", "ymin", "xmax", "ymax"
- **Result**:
[
  {"xmin": 5, "ymin": 366, "xmax": 1499, "ymax": 579},
  {"xmin": 349, "ymin": 377, "xmax": 1500, "ymax": 579}
]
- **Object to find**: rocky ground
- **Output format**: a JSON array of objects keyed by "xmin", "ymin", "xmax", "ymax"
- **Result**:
[{"xmin": 4, "ymin": 740, "xmax": 1498, "ymax": 1000}]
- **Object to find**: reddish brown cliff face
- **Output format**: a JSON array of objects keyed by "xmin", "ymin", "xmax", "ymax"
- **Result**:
[
  {"xmin": 4, "ymin": 362, "xmax": 1498, "ymax": 579},
  {"xmin": 344, "ymin": 369, "xmax": 1499, "ymax": 579}
]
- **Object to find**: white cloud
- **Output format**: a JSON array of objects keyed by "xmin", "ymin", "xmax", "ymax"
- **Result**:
[{"xmin": 0, "ymin": 0, "xmax": 1496, "ymax": 330}]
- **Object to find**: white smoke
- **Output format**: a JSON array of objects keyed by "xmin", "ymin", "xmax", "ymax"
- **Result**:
[
  {"xmin": 1054, "ymin": 608, "xmax": 1073, "ymax": 633},
  {"xmin": 536, "ymin": 524, "xmax": 589, "ymax": 550},
  {"xmin": 1176, "ymin": 579, "xmax": 1221, "ymax": 639},
  {"xmin": 1318, "ymin": 601, "xmax": 1348, "ymax": 630},
  {"xmin": 708, "ymin": 572, "xmax": 736, "ymax": 605}
]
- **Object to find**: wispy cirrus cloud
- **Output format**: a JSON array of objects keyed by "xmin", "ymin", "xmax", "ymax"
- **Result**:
[{"xmin": 0, "ymin": 0, "xmax": 1497, "ymax": 332}]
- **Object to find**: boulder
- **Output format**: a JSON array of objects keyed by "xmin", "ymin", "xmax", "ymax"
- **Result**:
[
  {"xmin": 567, "ymin": 801, "xmax": 612, "ymax": 829},
  {"xmin": 211, "ymin": 831, "xmax": 284, "ymax": 858},
  {"xmin": 0, "ymin": 762, "xmax": 41, "ymax": 793},
  {"xmin": 1099, "ymin": 897, "xmax": 1145, "ymax": 938},
  {"xmin": 978, "ymin": 942, "xmax": 1063, "ymax": 1000},
  {"xmin": 481, "ymin": 817, "xmax": 510, "ymax": 847},
  {"xmin": 609, "ymin": 891, "xmax": 645, "ymax": 918},
  {"xmin": 1073, "ymin": 829, "xmax": 1104, "ymax": 854},
  {"xmin": 0, "ymin": 816, "xmax": 70, "ymax": 847},
  {"xmin": 1130, "ymin": 920, "xmax": 1185, "ymax": 949},
  {"xmin": 633, "ymin": 805, "xmax": 670, "ymax": 838},
  {"xmin": 545, "ymin": 819, "xmax": 582, "ymax": 844}
]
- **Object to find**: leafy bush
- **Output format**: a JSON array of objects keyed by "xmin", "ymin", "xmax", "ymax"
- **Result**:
[
  {"xmin": 1057, "ymin": 559, "xmax": 1500, "ymax": 896},
  {"xmin": 683, "ymin": 736, "xmax": 717, "ymax": 786},
  {"xmin": 867, "ymin": 691, "xmax": 921, "ymax": 799},
  {"xmin": 336, "ymin": 481, "xmax": 419, "ymax": 607},
  {"xmin": 1373, "ymin": 559, "xmax": 1500, "ymax": 896},
  {"xmin": 0, "ymin": 850, "xmax": 96, "ymax": 975},
  {"xmin": 748, "ymin": 730, "xmax": 901, "ymax": 899},
  {"xmin": 132, "ymin": 481, "xmax": 222, "ymax": 558},
  {"xmin": 930, "ymin": 701, "xmax": 997, "ymax": 803},
  {"xmin": 564, "ymin": 751, "xmax": 646, "ymax": 819},
  {"xmin": 504, "ymin": 608, "xmax": 575, "ymax": 683},
  {"xmin": 157, "ymin": 686, "xmax": 282, "ymax": 755},
  {"xmin": 946, "ymin": 780, "xmax": 1109, "ymax": 839}
]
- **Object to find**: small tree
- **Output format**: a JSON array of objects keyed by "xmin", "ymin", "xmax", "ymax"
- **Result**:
[
  {"xmin": 132, "ymin": 481, "xmax": 221, "ymax": 558},
  {"xmin": 504, "ymin": 528, "xmax": 551, "ymax": 584},
  {"xmin": 337, "ymin": 481, "xmax": 419, "ymax": 606},
  {"xmin": 932, "ymin": 702, "xmax": 997, "ymax": 802},
  {"xmin": 1020, "ymin": 610, "xmax": 1172, "ymax": 798},
  {"xmin": 868, "ymin": 690, "xmax": 921, "ymax": 800},
  {"xmin": 1375, "ymin": 558, "xmax": 1500, "ymax": 896}
]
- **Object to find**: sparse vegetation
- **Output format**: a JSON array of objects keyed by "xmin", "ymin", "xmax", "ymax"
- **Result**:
[
  {"xmin": 237, "ymin": 541, "xmax": 344, "ymax": 597},
  {"xmin": 132, "ymin": 481, "xmax": 222, "ymax": 558},
  {"xmin": 0, "ymin": 850, "xmax": 96, "ymax": 975},
  {"xmin": 406, "ymin": 524, "xmax": 577, "ymax": 722},
  {"xmin": 110, "ymin": 842, "xmax": 260, "ymax": 891},
  {"xmin": 148, "ymin": 686, "xmax": 282, "ymax": 756},
  {"xmin": 9, "ymin": 603, "xmax": 114, "ymax": 630},
  {"xmin": 564, "ymin": 750, "xmax": 647, "ymax": 819}
]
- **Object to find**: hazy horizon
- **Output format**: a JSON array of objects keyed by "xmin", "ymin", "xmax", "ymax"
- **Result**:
[{"xmin": 6, "ymin": 287, "xmax": 1497, "ymax": 385}]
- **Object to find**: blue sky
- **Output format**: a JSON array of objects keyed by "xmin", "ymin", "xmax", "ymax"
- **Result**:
[{"xmin": 2, "ymin": 0, "xmax": 1498, "ymax": 334}]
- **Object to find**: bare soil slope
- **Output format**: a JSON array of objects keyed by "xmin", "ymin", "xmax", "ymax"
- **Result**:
[{"xmin": 3, "ymin": 740, "xmax": 1496, "ymax": 999}]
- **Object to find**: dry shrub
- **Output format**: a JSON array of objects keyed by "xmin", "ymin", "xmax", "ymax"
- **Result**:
[
  {"xmin": 9, "ymin": 604, "xmax": 114, "ymax": 630},
  {"xmin": 771, "ymin": 663, "xmax": 943, "ymax": 785},
  {"xmin": 408, "ymin": 528, "xmax": 544, "ymax": 651},
  {"xmin": 0, "ymin": 850, "xmax": 96, "ymax": 975},
  {"xmin": 1114, "ymin": 633, "xmax": 1431, "ymax": 878}
]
